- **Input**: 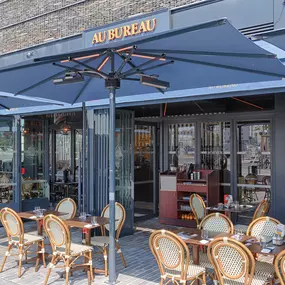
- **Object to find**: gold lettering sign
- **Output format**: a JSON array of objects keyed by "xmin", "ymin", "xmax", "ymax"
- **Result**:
[{"xmin": 92, "ymin": 18, "xmax": 156, "ymax": 45}]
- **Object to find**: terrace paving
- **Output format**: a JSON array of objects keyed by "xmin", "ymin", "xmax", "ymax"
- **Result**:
[{"xmin": 0, "ymin": 217, "xmax": 275, "ymax": 284}]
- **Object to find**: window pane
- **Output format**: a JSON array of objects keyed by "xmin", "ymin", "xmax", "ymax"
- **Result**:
[
  {"xmin": 237, "ymin": 121, "xmax": 271, "ymax": 203},
  {"xmin": 200, "ymin": 122, "xmax": 231, "ymax": 194},
  {"xmin": 0, "ymin": 119, "xmax": 15, "ymax": 204},
  {"xmin": 168, "ymin": 123, "xmax": 195, "ymax": 168},
  {"xmin": 21, "ymin": 119, "xmax": 49, "ymax": 200}
]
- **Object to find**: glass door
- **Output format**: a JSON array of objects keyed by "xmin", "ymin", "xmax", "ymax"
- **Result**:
[
  {"xmin": 200, "ymin": 121, "xmax": 231, "ymax": 195},
  {"xmin": 0, "ymin": 118, "xmax": 16, "ymax": 208},
  {"xmin": 237, "ymin": 121, "xmax": 271, "ymax": 204},
  {"xmin": 134, "ymin": 124, "xmax": 156, "ymax": 219}
]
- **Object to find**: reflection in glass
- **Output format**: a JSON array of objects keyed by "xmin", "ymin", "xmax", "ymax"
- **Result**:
[
  {"xmin": 21, "ymin": 119, "xmax": 49, "ymax": 200},
  {"xmin": 168, "ymin": 123, "xmax": 195, "ymax": 168},
  {"xmin": 55, "ymin": 131, "xmax": 71, "ymax": 182},
  {"xmin": 237, "ymin": 121, "xmax": 271, "ymax": 204},
  {"xmin": 200, "ymin": 122, "xmax": 231, "ymax": 195},
  {"xmin": 0, "ymin": 119, "xmax": 14, "ymax": 204},
  {"xmin": 115, "ymin": 111, "xmax": 133, "ymax": 209}
]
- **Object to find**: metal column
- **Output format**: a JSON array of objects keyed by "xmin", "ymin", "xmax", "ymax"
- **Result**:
[
  {"xmin": 82, "ymin": 102, "xmax": 87, "ymax": 212},
  {"xmin": 14, "ymin": 115, "xmax": 22, "ymax": 211},
  {"xmin": 108, "ymin": 87, "xmax": 116, "ymax": 284}
]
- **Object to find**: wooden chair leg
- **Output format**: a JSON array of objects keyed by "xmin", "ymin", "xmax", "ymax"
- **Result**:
[
  {"xmin": 65, "ymin": 259, "xmax": 70, "ymax": 285},
  {"xmin": 44, "ymin": 256, "xmax": 56, "ymax": 285},
  {"xmin": 160, "ymin": 278, "xmax": 164, "ymax": 285},
  {"xmin": 18, "ymin": 246, "xmax": 23, "ymax": 278},
  {"xmin": 103, "ymin": 247, "xmax": 108, "ymax": 277},
  {"xmin": 0, "ymin": 244, "xmax": 12, "ymax": 272},
  {"xmin": 202, "ymin": 272, "xmax": 207, "ymax": 285},
  {"xmin": 41, "ymin": 240, "xmax": 46, "ymax": 268},
  {"xmin": 89, "ymin": 251, "xmax": 94, "ymax": 282},
  {"xmin": 116, "ymin": 243, "xmax": 126, "ymax": 268}
]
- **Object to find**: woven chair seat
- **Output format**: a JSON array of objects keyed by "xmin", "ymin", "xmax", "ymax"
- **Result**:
[
  {"xmin": 11, "ymin": 233, "xmax": 44, "ymax": 244},
  {"xmin": 195, "ymin": 252, "xmax": 274, "ymax": 280},
  {"xmin": 234, "ymin": 224, "xmax": 248, "ymax": 234},
  {"xmin": 55, "ymin": 243, "xmax": 93, "ymax": 256},
  {"xmin": 222, "ymin": 276, "xmax": 268, "ymax": 285},
  {"xmin": 166, "ymin": 264, "xmax": 205, "ymax": 279},
  {"xmin": 91, "ymin": 236, "xmax": 110, "ymax": 247},
  {"xmin": 255, "ymin": 261, "xmax": 275, "ymax": 279}
]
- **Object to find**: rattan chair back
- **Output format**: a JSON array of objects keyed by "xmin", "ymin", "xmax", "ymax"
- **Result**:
[
  {"xmin": 101, "ymin": 202, "xmax": 126, "ymax": 239},
  {"xmin": 208, "ymin": 237, "xmax": 255, "ymax": 285},
  {"xmin": 252, "ymin": 199, "xmax": 270, "ymax": 220},
  {"xmin": 200, "ymin": 213, "xmax": 234, "ymax": 233},
  {"xmin": 149, "ymin": 230, "xmax": 190, "ymax": 281},
  {"xmin": 190, "ymin": 193, "xmax": 206, "ymax": 227},
  {"xmin": 0, "ymin": 207, "xmax": 24, "ymax": 244},
  {"xmin": 247, "ymin": 216, "xmax": 280, "ymax": 241},
  {"xmin": 55, "ymin": 198, "xmax": 77, "ymax": 220},
  {"xmin": 43, "ymin": 214, "xmax": 71, "ymax": 255},
  {"xmin": 274, "ymin": 250, "xmax": 285, "ymax": 285}
]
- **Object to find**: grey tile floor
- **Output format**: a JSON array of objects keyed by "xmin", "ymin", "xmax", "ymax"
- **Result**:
[
  {"xmin": 0, "ymin": 219, "xmax": 162, "ymax": 285},
  {"xmin": 0, "ymin": 217, "xmax": 275, "ymax": 285}
]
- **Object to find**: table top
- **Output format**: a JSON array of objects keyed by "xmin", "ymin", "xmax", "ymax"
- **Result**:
[
  {"xmin": 175, "ymin": 227, "xmax": 284, "ymax": 257},
  {"xmin": 65, "ymin": 216, "xmax": 109, "ymax": 229},
  {"xmin": 176, "ymin": 228, "xmax": 253, "ymax": 245},
  {"xmin": 18, "ymin": 210, "xmax": 67, "ymax": 220},
  {"xmin": 207, "ymin": 204, "xmax": 254, "ymax": 213},
  {"xmin": 247, "ymin": 242, "xmax": 285, "ymax": 256}
]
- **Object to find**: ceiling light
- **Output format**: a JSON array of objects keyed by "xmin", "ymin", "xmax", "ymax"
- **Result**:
[
  {"xmin": 60, "ymin": 122, "xmax": 71, "ymax": 135},
  {"xmin": 53, "ymin": 72, "xmax": 84, "ymax": 85},
  {"xmin": 140, "ymin": 75, "xmax": 169, "ymax": 90}
]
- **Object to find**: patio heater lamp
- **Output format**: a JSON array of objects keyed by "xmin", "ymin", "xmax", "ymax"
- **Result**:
[
  {"xmin": 60, "ymin": 121, "xmax": 71, "ymax": 135},
  {"xmin": 53, "ymin": 72, "xmax": 84, "ymax": 85}
]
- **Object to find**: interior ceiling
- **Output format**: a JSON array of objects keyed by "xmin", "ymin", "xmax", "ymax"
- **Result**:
[{"xmin": 124, "ymin": 94, "xmax": 275, "ymax": 118}]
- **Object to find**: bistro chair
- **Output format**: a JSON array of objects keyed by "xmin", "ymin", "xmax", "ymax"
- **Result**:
[
  {"xmin": 274, "ymin": 249, "xmax": 285, "ymax": 285},
  {"xmin": 0, "ymin": 207, "xmax": 46, "ymax": 277},
  {"xmin": 207, "ymin": 237, "xmax": 268, "ymax": 285},
  {"xmin": 91, "ymin": 202, "xmax": 126, "ymax": 276},
  {"xmin": 197, "ymin": 213, "xmax": 234, "ymax": 280},
  {"xmin": 247, "ymin": 216, "xmax": 280, "ymax": 281},
  {"xmin": 43, "ymin": 214, "xmax": 93, "ymax": 285},
  {"xmin": 189, "ymin": 193, "xmax": 206, "ymax": 228},
  {"xmin": 149, "ymin": 229, "xmax": 207, "ymax": 285},
  {"xmin": 235, "ymin": 199, "xmax": 270, "ymax": 234},
  {"xmin": 199, "ymin": 213, "xmax": 234, "ymax": 234},
  {"xmin": 55, "ymin": 198, "xmax": 77, "ymax": 220}
]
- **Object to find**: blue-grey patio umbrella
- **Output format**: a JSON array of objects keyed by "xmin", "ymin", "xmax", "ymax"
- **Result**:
[
  {"xmin": 0, "ymin": 18, "xmax": 285, "ymax": 283},
  {"xmin": 0, "ymin": 93, "xmax": 63, "ymax": 110}
]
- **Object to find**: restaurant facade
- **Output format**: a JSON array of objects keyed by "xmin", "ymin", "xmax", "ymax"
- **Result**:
[{"xmin": 0, "ymin": 0, "xmax": 285, "ymax": 234}]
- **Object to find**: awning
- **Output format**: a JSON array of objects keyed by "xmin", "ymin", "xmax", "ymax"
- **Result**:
[
  {"xmin": 0, "ymin": 92, "xmax": 62, "ymax": 110},
  {"xmin": 0, "ymin": 19, "xmax": 285, "ymax": 104}
]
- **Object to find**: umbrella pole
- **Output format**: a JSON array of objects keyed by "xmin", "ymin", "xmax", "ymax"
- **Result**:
[
  {"xmin": 82, "ymin": 102, "xmax": 87, "ymax": 212},
  {"xmin": 108, "ymin": 86, "xmax": 117, "ymax": 284}
]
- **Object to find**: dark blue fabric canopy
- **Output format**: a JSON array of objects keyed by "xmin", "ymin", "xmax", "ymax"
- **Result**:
[
  {"xmin": 0, "ymin": 18, "xmax": 285, "ymax": 104},
  {"xmin": 0, "ymin": 92, "xmax": 61, "ymax": 110}
]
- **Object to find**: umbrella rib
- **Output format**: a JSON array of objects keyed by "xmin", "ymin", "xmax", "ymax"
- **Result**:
[
  {"xmin": 136, "ymin": 49, "xmax": 276, "ymax": 58},
  {"xmin": 72, "ymin": 77, "xmax": 92, "ymax": 105},
  {"xmin": 71, "ymin": 59, "xmax": 109, "ymax": 79},
  {"xmin": 133, "ymin": 51, "xmax": 285, "ymax": 78},
  {"xmin": 120, "ymin": 57, "xmax": 165, "ymax": 78},
  {"xmin": 116, "ymin": 47, "xmax": 135, "ymax": 75},
  {"xmin": 15, "ymin": 58, "xmax": 96, "ymax": 96},
  {"xmin": 116, "ymin": 51, "xmax": 164, "ymax": 94},
  {"xmin": 0, "ymin": 103, "xmax": 10, "ymax": 110},
  {"xmin": 122, "ymin": 60, "xmax": 174, "ymax": 78}
]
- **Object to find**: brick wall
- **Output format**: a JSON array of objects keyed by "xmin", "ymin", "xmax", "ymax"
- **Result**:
[{"xmin": 0, "ymin": 0, "xmax": 200, "ymax": 55}]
